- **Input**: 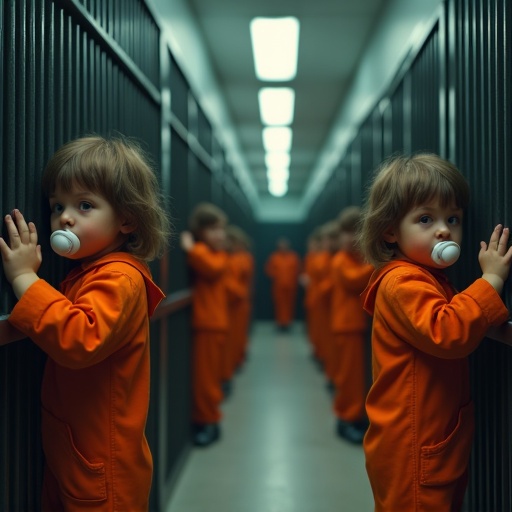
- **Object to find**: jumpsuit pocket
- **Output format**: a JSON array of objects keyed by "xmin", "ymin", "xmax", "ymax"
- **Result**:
[
  {"xmin": 420, "ymin": 401, "xmax": 475, "ymax": 486},
  {"xmin": 42, "ymin": 407, "xmax": 107, "ymax": 503}
]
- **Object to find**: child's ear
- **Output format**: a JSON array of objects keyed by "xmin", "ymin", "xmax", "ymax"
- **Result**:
[
  {"xmin": 383, "ymin": 227, "xmax": 397, "ymax": 243},
  {"xmin": 120, "ymin": 218, "xmax": 136, "ymax": 234}
]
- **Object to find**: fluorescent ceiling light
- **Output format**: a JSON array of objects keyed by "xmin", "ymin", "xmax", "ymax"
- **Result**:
[
  {"xmin": 265, "ymin": 151, "xmax": 290, "ymax": 169},
  {"xmin": 267, "ymin": 168, "xmax": 290, "ymax": 181},
  {"xmin": 259, "ymin": 88, "xmax": 295, "ymax": 125},
  {"xmin": 268, "ymin": 180, "xmax": 288, "ymax": 197},
  {"xmin": 262, "ymin": 127, "xmax": 292, "ymax": 152},
  {"xmin": 250, "ymin": 17, "xmax": 300, "ymax": 81}
]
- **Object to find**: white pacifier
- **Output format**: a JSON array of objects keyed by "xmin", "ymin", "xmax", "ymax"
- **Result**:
[
  {"xmin": 50, "ymin": 230, "xmax": 81, "ymax": 256},
  {"xmin": 431, "ymin": 241, "xmax": 460, "ymax": 266}
]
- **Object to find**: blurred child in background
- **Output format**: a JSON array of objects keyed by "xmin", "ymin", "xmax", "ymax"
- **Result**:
[
  {"xmin": 265, "ymin": 238, "xmax": 301, "ymax": 330},
  {"xmin": 225, "ymin": 225, "xmax": 254, "ymax": 376},
  {"xmin": 330, "ymin": 206, "xmax": 373, "ymax": 444},
  {"xmin": 180, "ymin": 202, "xmax": 229, "ymax": 447}
]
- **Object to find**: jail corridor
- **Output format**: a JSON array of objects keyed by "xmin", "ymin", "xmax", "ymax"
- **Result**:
[
  {"xmin": 166, "ymin": 321, "xmax": 373, "ymax": 512},
  {"xmin": 3, "ymin": 0, "xmax": 512, "ymax": 511}
]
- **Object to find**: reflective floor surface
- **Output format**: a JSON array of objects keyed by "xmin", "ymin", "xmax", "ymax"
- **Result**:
[{"xmin": 166, "ymin": 321, "xmax": 374, "ymax": 512}]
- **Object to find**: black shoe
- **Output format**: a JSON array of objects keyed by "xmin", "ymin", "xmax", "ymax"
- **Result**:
[
  {"xmin": 193, "ymin": 423, "xmax": 221, "ymax": 447},
  {"xmin": 336, "ymin": 419, "xmax": 366, "ymax": 444}
]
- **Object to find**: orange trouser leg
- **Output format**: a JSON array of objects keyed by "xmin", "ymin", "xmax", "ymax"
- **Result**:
[
  {"xmin": 223, "ymin": 321, "xmax": 237, "ymax": 383},
  {"xmin": 333, "ymin": 332, "xmax": 366, "ymax": 422},
  {"xmin": 273, "ymin": 286, "xmax": 296, "ymax": 326},
  {"xmin": 314, "ymin": 305, "xmax": 331, "ymax": 364},
  {"xmin": 221, "ymin": 333, "xmax": 233, "ymax": 382},
  {"xmin": 192, "ymin": 331, "xmax": 225, "ymax": 424}
]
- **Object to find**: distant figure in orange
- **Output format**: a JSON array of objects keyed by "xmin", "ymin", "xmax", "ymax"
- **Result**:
[{"xmin": 265, "ymin": 238, "xmax": 301, "ymax": 330}]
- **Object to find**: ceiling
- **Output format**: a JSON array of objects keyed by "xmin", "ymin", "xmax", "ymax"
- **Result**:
[{"xmin": 153, "ymin": 0, "xmax": 392, "ymax": 205}]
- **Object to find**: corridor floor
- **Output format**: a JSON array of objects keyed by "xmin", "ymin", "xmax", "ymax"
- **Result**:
[{"xmin": 166, "ymin": 321, "xmax": 374, "ymax": 512}]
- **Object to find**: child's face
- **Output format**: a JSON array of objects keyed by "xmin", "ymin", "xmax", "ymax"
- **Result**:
[
  {"xmin": 385, "ymin": 198, "xmax": 463, "ymax": 269},
  {"xmin": 201, "ymin": 222, "xmax": 226, "ymax": 251},
  {"xmin": 49, "ymin": 184, "xmax": 131, "ymax": 261}
]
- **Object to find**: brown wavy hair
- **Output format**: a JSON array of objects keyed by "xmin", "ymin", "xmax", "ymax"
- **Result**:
[
  {"xmin": 42, "ymin": 135, "xmax": 172, "ymax": 261},
  {"xmin": 188, "ymin": 202, "xmax": 227, "ymax": 238},
  {"xmin": 358, "ymin": 153, "xmax": 470, "ymax": 268}
]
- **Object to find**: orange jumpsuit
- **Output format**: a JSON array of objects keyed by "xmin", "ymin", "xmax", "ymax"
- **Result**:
[
  {"xmin": 8, "ymin": 253, "xmax": 164, "ymax": 511},
  {"xmin": 223, "ymin": 252, "xmax": 249, "ymax": 382},
  {"xmin": 265, "ymin": 250, "xmax": 301, "ymax": 327},
  {"xmin": 330, "ymin": 250, "xmax": 373, "ymax": 422},
  {"xmin": 362, "ymin": 260, "xmax": 509, "ymax": 512},
  {"xmin": 187, "ymin": 242, "xmax": 229, "ymax": 424},
  {"xmin": 233, "ymin": 250, "xmax": 254, "ymax": 370},
  {"xmin": 307, "ymin": 251, "xmax": 332, "ymax": 365},
  {"xmin": 302, "ymin": 251, "xmax": 316, "ymax": 349}
]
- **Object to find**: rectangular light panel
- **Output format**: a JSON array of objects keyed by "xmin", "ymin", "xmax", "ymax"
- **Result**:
[
  {"xmin": 250, "ymin": 17, "xmax": 300, "ymax": 81},
  {"xmin": 258, "ymin": 87, "xmax": 295, "ymax": 126}
]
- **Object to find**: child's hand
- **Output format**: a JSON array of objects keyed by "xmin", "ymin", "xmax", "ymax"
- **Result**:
[
  {"xmin": 0, "ymin": 210, "xmax": 42, "ymax": 298},
  {"xmin": 479, "ymin": 224, "xmax": 512, "ymax": 293},
  {"xmin": 180, "ymin": 231, "xmax": 195, "ymax": 252}
]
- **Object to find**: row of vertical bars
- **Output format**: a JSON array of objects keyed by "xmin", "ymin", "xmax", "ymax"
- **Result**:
[
  {"xmin": 0, "ymin": 1, "xmax": 254, "ymax": 511},
  {"xmin": 1, "ymin": 0, "xmax": 163, "ymax": 509}
]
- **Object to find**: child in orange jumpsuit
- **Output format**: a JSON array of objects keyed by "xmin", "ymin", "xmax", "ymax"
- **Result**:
[
  {"xmin": 302, "ymin": 225, "xmax": 335, "ymax": 370},
  {"xmin": 359, "ymin": 153, "xmax": 512, "ymax": 511},
  {"xmin": 0, "ymin": 136, "xmax": 171, "ymax": 511},
  {"xmin": 331, "ymin": 206, "xmax": 373, "ymax": 444},
  {"xmin": 221, "ymin": 225, "xmax": 250, "ymax": 397},
  {"xmin": 300, "ymin": 229, "xmax": 322, "ymax": 360},
  {"xmin": 236, "ymin": 231, "xmax": 255, "ymax": 370},
  {"xmin": 180, "ymin": 202, "xmax": 229, "ymax": 447},
  {"xmin": 225, "ymin": 225, "xmax": 254, "ymax": 378},
  {"xmin": 317, "ymin": 220, "xmax": 342, "ymax": 388},
  {"xmin": 264, "ymin": 237, "xmax": 301, "ymax": 330}
]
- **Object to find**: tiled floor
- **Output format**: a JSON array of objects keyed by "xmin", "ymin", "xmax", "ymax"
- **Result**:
[{"xmin": 166, "ymin": 321, "xmax": 374, "ymax": 512}]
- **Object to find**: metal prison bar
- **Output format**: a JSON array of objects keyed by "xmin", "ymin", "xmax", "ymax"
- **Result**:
[{"xmin": 2, "ymin": 0, "xmax": 512, "ymax": 511}]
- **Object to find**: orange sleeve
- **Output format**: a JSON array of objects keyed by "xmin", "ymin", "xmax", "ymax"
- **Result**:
[
  {"xmin": 316, "ymin": 254, "xmax": 334, "ymax": 298},
  {"xmin": 8, "ymin": 266, "xmax": 150, "ymax": 369},
  {"xmin": 380, "ymin": 272, "xmax": 509, "ymax": 359},
  {"xmin": 225, "ymin": 255, "xmax": 248, "ymax": 301},
  {"xmin": 334, "ymin": 253, "xmax": 374, "ymax": 293},
  {"xmin": 187, "ymin": 242, "xmax": 228, "ymax": 280}
]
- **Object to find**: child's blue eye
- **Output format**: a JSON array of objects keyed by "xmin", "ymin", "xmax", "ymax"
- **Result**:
[
  {"xmin": 79, "ymin": 202, "xmax": 92, "ymax": 211},
  {"xmin": 52, "ymin": 203, "xmax": 63, "ymax": 214},
  {"xmin": 448, "ymin": 216, "xmax": 460, "ymax": 225},
  {"xmin": 419, "ymin": 215, "xmax": 431, "ymax": 224}
]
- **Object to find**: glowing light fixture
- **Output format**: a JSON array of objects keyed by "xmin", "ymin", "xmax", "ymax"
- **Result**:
[
  {"xmin": 262, "ymin": 127, "xmax": 292, "ymax": 152},
  {"xmin": 250, "ymin": 17, "xmax": 300, "ymax": 81},
  {"xmin": 258, "ymin": 88, "xmax": 295, "ymax": 126},
  {"xmin": 268, "ymin": 180, "xmax": 288, "ymax": 197},
  {"xmin": 265, "ymin": 152, "xmax": 291, "ymax": 169},
  {"xmin": 267, "ymin": 168, "xmax": 290, "ymax": 181}
]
